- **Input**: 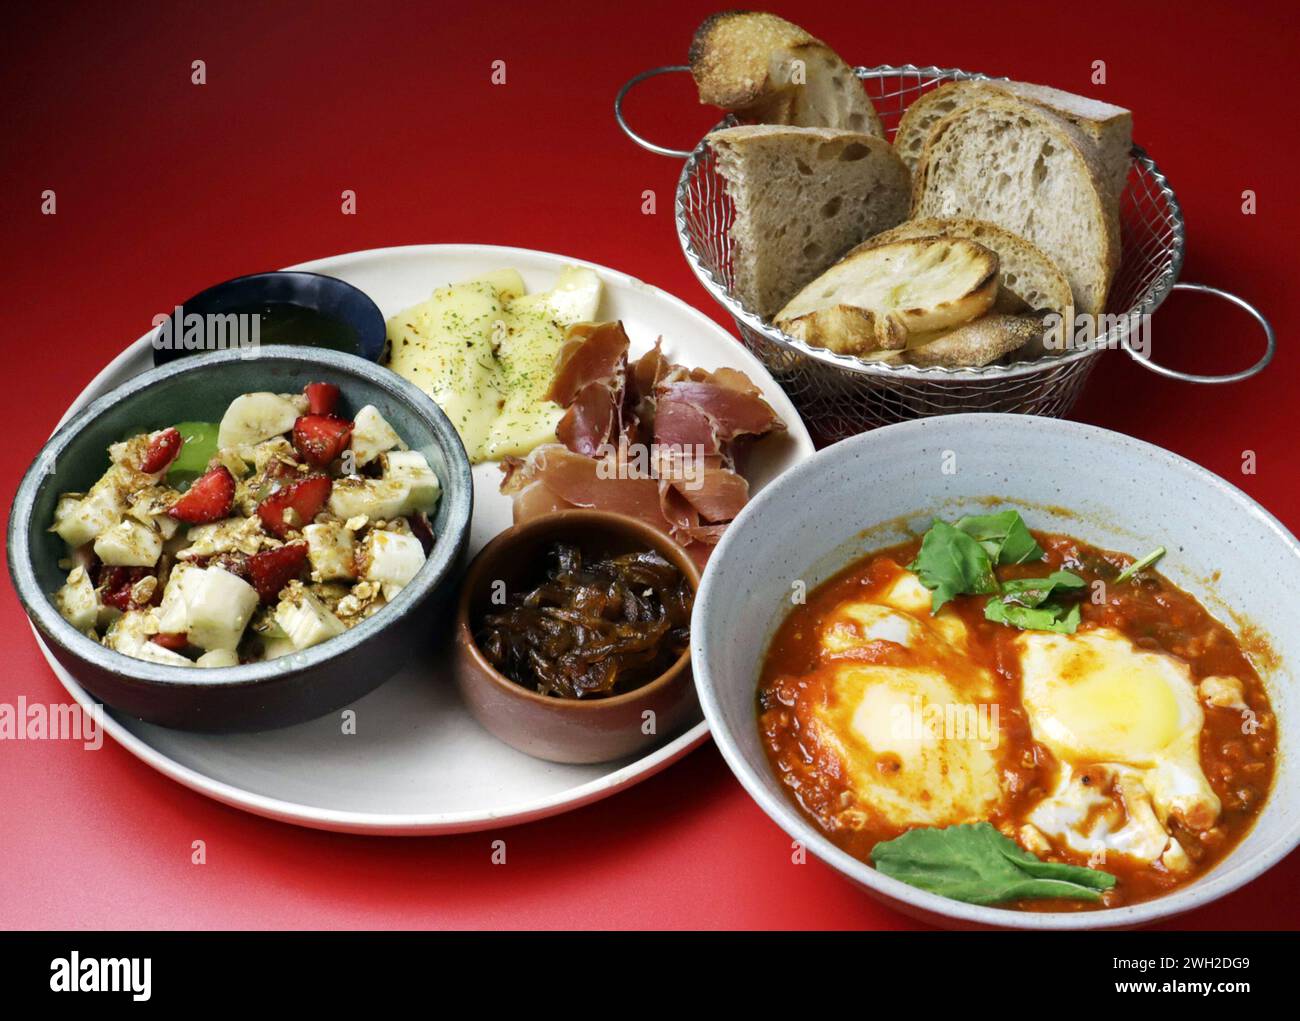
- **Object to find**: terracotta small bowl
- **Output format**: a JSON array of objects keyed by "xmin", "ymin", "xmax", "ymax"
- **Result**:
[{"xmin": 453, "ymin": 510, "xmax": 701, "ymax": 764}]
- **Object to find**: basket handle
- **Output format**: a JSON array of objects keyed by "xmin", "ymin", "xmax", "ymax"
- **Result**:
[
  {"xmin": 614, "ymin": 65, "xmax": 695, "ymax": 158},
  {"xmin": 1123, "ymin": 282, "xmax": 1275, "ymax": 384}
]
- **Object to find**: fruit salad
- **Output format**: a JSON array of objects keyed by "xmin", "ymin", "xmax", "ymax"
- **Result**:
[{"xmin": 49, "ymin": 382, "xmax": 441, "ymax": 667}]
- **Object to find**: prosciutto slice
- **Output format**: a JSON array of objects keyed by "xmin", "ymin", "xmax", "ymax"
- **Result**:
[
  {"xmin": 502, "ymin": 321, "xmax": 783, "ymax": 564},
  {"xmin": 550, "ymin": 322, "xmax": 631, "ymax": 456}
]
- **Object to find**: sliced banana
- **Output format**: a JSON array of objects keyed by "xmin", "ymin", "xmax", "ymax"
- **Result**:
[{"xmin": 217, "ymin": 392, "xmax": 303, "ymax": 449}]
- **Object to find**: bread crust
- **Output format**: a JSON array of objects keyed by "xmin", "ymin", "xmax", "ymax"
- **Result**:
[
  {"xmin": 897, "ymin": 80, "xmax": 1132, "ymax": 204},
  {"xmin": 689, "ymin": 10, "xmax": 816, "ymax": 110},
  {"xmin": 689, "ymin": 11, "xmax": 883, "ymax": 135},
  {"xmin": 857, "ymin": 216, "xmax": 1075, "ymax": 330},
  {"xmin": 911, "ymin": 98, "xmax": 1120, "ymax": 315},
  {"xmin": 904, "ymin": 313, "xmax": 1049, "ymax": 368},
  {"xmin": 708, "ymin": 124, "xmax": 910, "ymax": 319},
  {"xmin": 774, "ymin": 237, "xmax": 1000, "ymax": 354}
]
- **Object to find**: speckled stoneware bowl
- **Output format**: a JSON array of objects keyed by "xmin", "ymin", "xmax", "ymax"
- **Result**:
[
  {"xmin": 693, "ymin": 413, "xmax": 1299, "ymax": 930},
  {"xmin": 8, "ymin": 346, "xmax": 472, "ymax": 731}
]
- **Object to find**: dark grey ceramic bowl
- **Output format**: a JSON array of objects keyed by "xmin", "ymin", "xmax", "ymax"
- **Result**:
[{"xmin": 7, "ymin": 347, "xmax": 472, "ymax": 732}]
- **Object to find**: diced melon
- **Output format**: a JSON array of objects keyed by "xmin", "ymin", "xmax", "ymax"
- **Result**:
[
  {"xmin": 55, "ymin": 567, "xmax": 100, "ymax": 631},
  {"xmin": 52, "ymin": 484, "xmax": 124, "ymax": 548},
  {"xmin": 381, "ymin": 451, "xmax": 441, "ymax": 514},
  {"xmin": 156, "ymin": 565, "xmax": 258, "ymax": 651},
  {"xmin": 358, "ymin": 530, "xmax": 425, "ymax": 595},
  {"xmin": 349, "ymin": 405, "xmax": 405, "ymax": 467},
  {"xmin": 93, "ymin": 519, "xmax": 163, "ymax": 567},
  {"xmin": 303, "ymin": 521, "xmax": 357, "ymax": 581},
  {"xmin": 327, "ymin": 477, "xmax": 412, "ymax": 522},
  {"xmin": 196, "ymin": 648, "xmax": 240, "ymax": 668},
  {"xmin": 275, "ymin": 590, "xmax": 346, "ymax": 650}
]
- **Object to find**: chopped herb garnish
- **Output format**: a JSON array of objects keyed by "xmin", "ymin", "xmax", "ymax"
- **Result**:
[{"xmin": 1115, "ymin": 546, "xmax": 1166, "ymax": 585}]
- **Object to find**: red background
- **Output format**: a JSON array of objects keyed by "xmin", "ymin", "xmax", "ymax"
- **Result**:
[{"xmin": 2, "ymin": 0, "xmax": 1296, "ymax": 930}]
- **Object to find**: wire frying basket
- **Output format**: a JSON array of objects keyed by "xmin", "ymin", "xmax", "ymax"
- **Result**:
[{"xmin": 617, "ymin": 64, "xmax": 1275, "ymax": 441}]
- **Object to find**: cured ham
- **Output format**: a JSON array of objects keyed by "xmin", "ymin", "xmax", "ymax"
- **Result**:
[
  {"xmin": 549, "ymin": 322, "xmax": 629, "ymax": 456},
  {"xmin": 501, "ymin": 321, "xmax": 783, "ymax": 564}
]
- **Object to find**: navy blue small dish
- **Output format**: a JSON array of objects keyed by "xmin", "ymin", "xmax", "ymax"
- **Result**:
[{"xmin": 152, "ymin": 271, "xmax": 387, "ymax": 366}]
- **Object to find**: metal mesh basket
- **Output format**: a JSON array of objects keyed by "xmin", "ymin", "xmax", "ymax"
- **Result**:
[{"xmin": 617, "ymin": 64, "xmax": 1274, "ymax": 442}]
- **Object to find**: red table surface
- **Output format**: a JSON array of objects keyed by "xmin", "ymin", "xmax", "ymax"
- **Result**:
[{"xmin": 2, "ymin": 1, "xmax": 1296, "ymax": 931}]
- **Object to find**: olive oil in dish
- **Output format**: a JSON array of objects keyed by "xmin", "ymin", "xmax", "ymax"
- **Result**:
[{"xmin": 243, "ymin": 303, "xmax": 361, "ymax": 354}]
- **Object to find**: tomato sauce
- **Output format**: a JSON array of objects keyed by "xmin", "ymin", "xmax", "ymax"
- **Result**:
[{"xmin": 757, "ymin": 532, "xmax": 1278, "ymax": 910}]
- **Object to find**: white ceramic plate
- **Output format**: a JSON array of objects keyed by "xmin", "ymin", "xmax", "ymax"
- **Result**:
[{"xmin": 32, "ymin": 244, "xmax": 815, "ymax": 834}]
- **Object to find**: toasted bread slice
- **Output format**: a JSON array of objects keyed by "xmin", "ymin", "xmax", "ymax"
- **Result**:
[
  {"xmin": 689, "ymin": 11, "xmax": 883, "ymax": 135},
  {"xmin": 859, "ymin": 217, "xmax": 1074, "ymax": 332},
  {"xmin": 896, "ymin": 80, "xmax": 1132, "ymax": 205},
  {"xmin": 709, "ymin": 125, "xmax": 910, "ymax": 319},
  {"xmin": 903, "ymin": 313, "xmax": 1050, "ymax": 367},
  {"xmin": 775, "ymin": 237, "xmax": 999, "ymax": 354},
  {"xmin": 912, "ymin": 98, "xmax": 1119, "ymax": 316}
]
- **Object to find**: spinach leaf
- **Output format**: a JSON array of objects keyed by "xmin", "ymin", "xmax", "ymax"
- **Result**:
[
  {"xmin": 984, "ymin": 569, "xmax": 1084, "ymax": 633},
  {"xmin": 985, "ymin": 598, "xmax": 1082, "ymax": 634},
  {"xmin": 953, "ymin": 511, "xmax": 1044, "ymax": 565},
  {"xmin": 907, "ymin": 520, "xmax": 999, "ymax": 613},
  {"xmin": 999, "ymin": 570, "xmax": 1086, "ymax": 607},
  {"xmin": 1115, "ymin": 546, "xmax": 1166, "ymax": 585},
  {"xmin": 871, "ymin": 822, "xmax": 1115, "ymax": 906}
]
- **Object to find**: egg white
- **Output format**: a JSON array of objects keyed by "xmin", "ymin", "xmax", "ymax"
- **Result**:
[
  {"xmin": 801, "ymin": 575, "xmax": 1004, "ymax": 830},
  {"xmin": 1017, "ymin": 628, "xmax": 1221, "ymax": 868}
]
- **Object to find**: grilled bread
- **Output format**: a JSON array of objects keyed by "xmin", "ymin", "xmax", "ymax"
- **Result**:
[
  {"xmin": 710, "ymin": 124, "xmax": 911, "ymax": 319},
  {"xmin": 689, "ymin": 11, "xmax": 883, "ymax": 135},
  {"xmin": 859, "ymin": 217, "xmax": 1073, "ymax": 328},
  {"xmin": 774, "ymin": 237, "xmax": 999, "ymax": 354},
  {"xmin": 902, "ymin": 313, "xmax": 1051, "ymax": 367}
]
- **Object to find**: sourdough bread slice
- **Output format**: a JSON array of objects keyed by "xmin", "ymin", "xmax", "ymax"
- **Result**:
[
  {"xmin": 912, "ymin": 99, "xmax": 1119, "ymax": 315},
  {"xmin": 689, "ymin": 11, "xmax": 883, "ymax": 135},
  {"xmin": 774, "ymin": 237, "xmax": 1000, "ymax": 354},
  {"xmin": 859, "ymin": 216, "xmax": 1074, "ymax": 328},
  {"xmin": 896, "ymin": 80, "xmax": 1132, "ymax": 205},
  {"xmin": 710, "ymin": 125, "xmax": 910, "ymax": 319},
  {"xmin": 901, "ymin": 313, "xmax": 1051, "ymax": 367}
]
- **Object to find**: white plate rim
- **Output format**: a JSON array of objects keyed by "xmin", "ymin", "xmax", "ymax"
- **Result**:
[{"xmin": 32, "ymin": 242, "xmax": 814, "ymax": 834}]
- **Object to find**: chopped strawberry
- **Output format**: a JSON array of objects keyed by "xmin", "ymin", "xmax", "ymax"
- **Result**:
[
  {"xmin": 408, "ymin": 513, "xmax": 435, "ymax": 555},
  {"xmin": 100, "ymin": 566, "xmax": 156, "ymax": 610},
  {"xmin": 206, "ymin": 551, "xmax": 251, "ymax": 580},
  {"xmin": 139, "ymin": 428, "xmax": 182, "ymax": 474},
  {"xmin": 256, "ymin": 474, "xmax": 332, "ymax": 538},
  {"xmin": 168, "ymin": 465, "xmax": 236, "ymax": 524},
  {"xmin": 292, "ymin": 415, "xmax": 353, "ymax": 467},
  {"xmin": 99, "ymin": 568, "xmax": 133, "ymax": 611},
  {"xmin": 247, "ymin": 543, "xmax": 309, "ymax": 602},
  {"xmin": 151, "ymin": 632, "xmax": 188, "ymax": 651},
  {"xmin": 305, "ymin": 381, "xmax": 341, "ymax": 416}
]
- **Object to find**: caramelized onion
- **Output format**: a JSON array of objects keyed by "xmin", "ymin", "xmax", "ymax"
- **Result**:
[{"xmin": 476, "ymin": 543, "xmax": 692, "ymax": 699}]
